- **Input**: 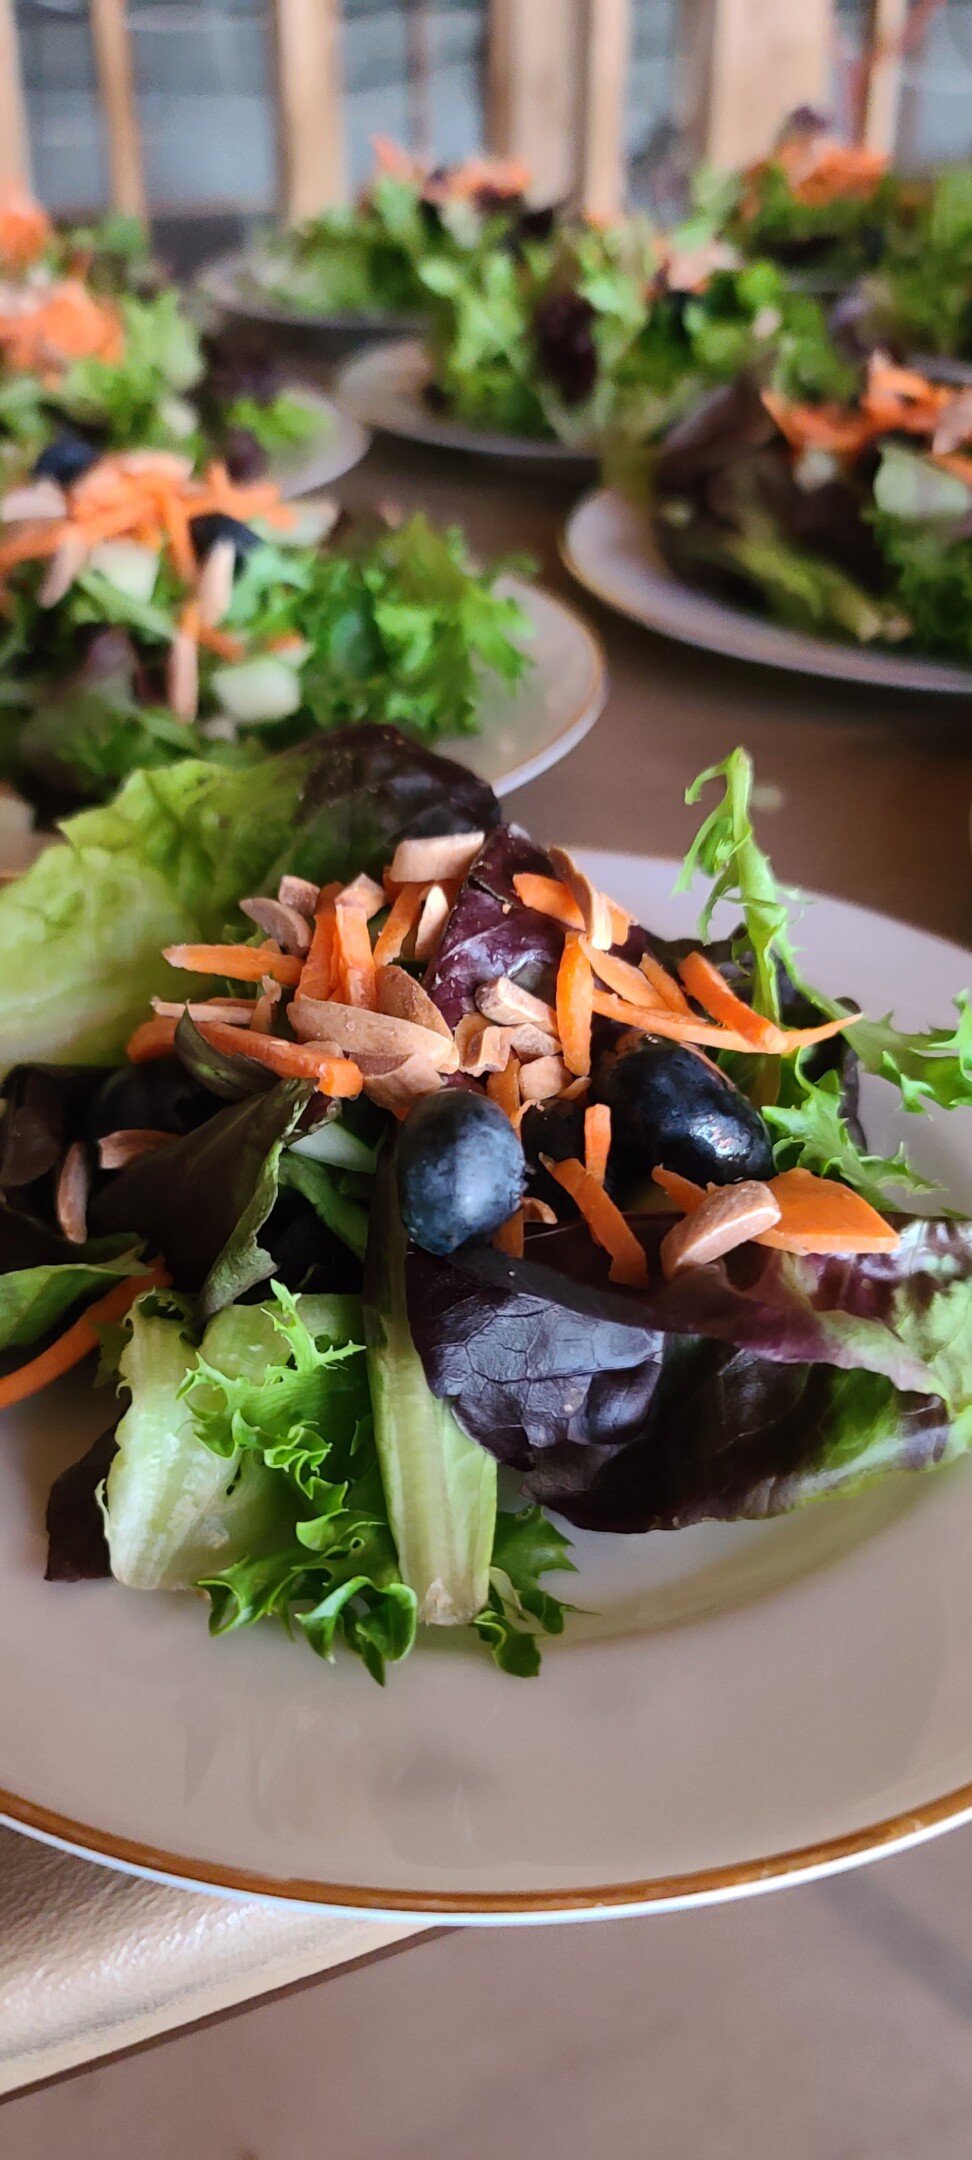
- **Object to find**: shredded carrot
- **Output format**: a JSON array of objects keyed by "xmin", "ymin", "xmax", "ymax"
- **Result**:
[
  {"xmin": 652, "ymin": 1165, "xmax": 705, "ymax": 1213},
  {"xmin": 372, "ymin": 882, "xmax": 426, "ymax": 966},
  {"xmin": 186, "ymin": 1019, "xmax": 362, "ymax": 1097},
  {"xmin": 162, "ymin": 942, "xmax": 303, "ymax": 987},
  {"xmin": 0, "ymin": 1267, "xmax": 170, "ymax": 1412},
  {"xmin": 582, "ymin": 940, "xmax": 665, "ymax": 1011},
  {"xmin": 761, "ymin": 390, "xmax": 875, "ymax": 459},
  {"xmin": 556, "ymin": 934, "xmax": 594, "ymax": 1077},
  {"xmin": 334, "ymin": 898, "xmax": 377, "ymax": 1010},
  {"xmin": 541, "ymin": 1156, "xmax": 648, "ymax": 1288},
  {"xmin": 755, "ymin": 1168, "xmax": 900, "ymax": 1255},
  {"xmin": 487, "ymin": 1056, "xmax": 521, "ymax": 1125},
  {"xmin": 161, "ymin": 493, "xmax": 195, "ymax": 583},
  {"xmin": 493, "ymin": 1209, "xmax": 525, "ymax": 1259},
  {"xmin": 638, "ymin": 950, "xmax": 691, "ymax": 1014},
  {"xmin": 514, "ymin": 873, "xmax": 584, "ymax": 928},
  {"xmin": 0, "ymin": 184, "xmax": 52, "ymax": 271},
  {"xmin": 127, "ymin": 1016, "xmax": 179, "ymax": 1062},
  {"xmin": 678, "ymin": 950, "xmax": 777, "ymax": 1049},
  {"xmin": 584, "ymin": 1103, "xmax": 611, "ymax": 1186},
  {"xmin": 298, "ymin": 884, "xmax": 340, "ymax": 1003},
  {"xmin": 179, "ymin": 599, "xmax": 200, "ymax": 639},
  {"xmin": 590, "ymin": 989, "xmax": 763, "ymax": 1052},
  {"xmin": 197, "ymin": 624, "xmax": 245, "ymax": 661}
]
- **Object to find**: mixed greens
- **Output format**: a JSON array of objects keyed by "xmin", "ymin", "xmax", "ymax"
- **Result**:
[
  {"xmin": 650, "ymin": 349, "xmax": 972, "ymax": 660},
  {"xmin": 1, "ymin": 730, "xmax": 968, "ymax": 1682},
  {"xmin": 0, "ymin": 447, "xmax": 531, "ymax": 811}
]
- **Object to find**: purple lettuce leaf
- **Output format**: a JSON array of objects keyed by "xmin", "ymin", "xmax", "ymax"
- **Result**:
[{"xmin": 406, "ymin": 1214, "xmax": 972, "ymax": 1530}]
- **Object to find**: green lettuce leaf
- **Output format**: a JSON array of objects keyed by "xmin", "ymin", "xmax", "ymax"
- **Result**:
[
  {"xmin": 0, "ymin": 1239, "xmax": 142, "ymax": 1352},
  {"xmin": 852, "ymin": 996, "xmax": 972, "ymax": 1115},
  {"xmin": 278, "ymin": 1150, "xmax": 370, "ymax": 1261},
  {"xmin": 473, "ymin": 1507, "xmax": 578, "ymax": 1677},
  {"xmin": 764, "ymin": 1067, "xmax": 938, "ymax": 1208},
  {"xmin": 678, "ymin": 745, "xmax": 812, "ymax": 1021}
]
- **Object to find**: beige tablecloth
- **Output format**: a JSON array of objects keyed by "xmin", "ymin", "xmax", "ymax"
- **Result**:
[{"xmin": 2, "ymin": 425, "xmax": 970, "ymax": 2094}]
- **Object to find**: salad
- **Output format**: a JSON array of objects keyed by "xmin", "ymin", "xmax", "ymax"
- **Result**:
[
  {"xmin": 2, "ymin": 729, "xmax": 970, "ymax": 1681},
  {"xmin": 650, "ymin": 350, "xmax": 972, "ymax": 659},
  {"xmin": 0, "ymin": 185, "xmax": 316, "ymax": 480},
  {"xmin": 838, "ymin": 166, "xmax": 972, "ymax": 369},
  {"xmin": 252, "ymin": 140, "xmax": 534, "ymax": 323},
  {"xmin": 715, "ymin": 112, "xmax": 908, "ymax": 284},
  {"xmin": 0, "ymin": 449, "xmax": 530, "ymax": 809}
]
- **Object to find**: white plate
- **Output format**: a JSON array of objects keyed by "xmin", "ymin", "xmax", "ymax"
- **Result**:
[
  {"xmin": 2, "ymin": 863, "xmax": 971, "ymax": 1921},
  {"xmin": 266, "ymin": 385, "xmax": 371, "ymax": 499},
  {"xmin": 197, "ymin": 248, "xmax": 426, "ymax": 340},
  {"xmin": 334, "ymin": 339, "xmax": 598, "ymax": 465},
  {"xmin": 440, "ymin": 577, "xmax": 606, "ymax": 796},
  {"xmin": 563, "ymin": 487, "xmax": 972, "ymax": 695}
]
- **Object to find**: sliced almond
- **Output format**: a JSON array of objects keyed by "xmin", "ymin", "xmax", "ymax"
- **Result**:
[
  {"xmin": 932, "ymin": 390, "xmax": 972, "ymax": 457},
  {"xmin": 151, "ymin": 997, "xmax": 255, "ymax": 1025},
  {"xmin": 98, "ymin": 1128, "xmax": 177, "ymax": 1170},
  {"xmin": 239, "ymin": 894, "xmax": 311, "ymax": 956},
  {"xmin": 56, "ymin": 1141, "xmax": 89, "ymax": 1244},
  {"xmin": 413, "ymin": 882, "xmax": 453, "ymax": 964},
  {"xmin": 277, "ymin": 874, "xmax": 320, "ymax": 918},
  {"xmin": 250, "ymin": 976, "xmax": 283, "ymax": 1035},
  {"xmin": 388, "ymin": 831, "xmax": 484, "ymax": 887},
  {"xmin": 291, "ymin": 997, "xmax": 459, "ymax": 1073},
  {"xmin": 118, "ymin": 450, "xmax": 195, "ymax": 480},
  {"xmin": 364, "ymin": 1054, "xmax": 444, "ymax": 1114},
  {"xmin": 167, "ymin": 627, "xmax": 199, "ymax": 723},
  {"xmin": 660, "ymin": 1180, "xmax": 781, "ymax": 1279},
  {"xmin": 1, "ymin": 478, "xmax": 66, "ymax": 523},
  {"xmin": 548, "ymin": 846, "xmax": 613, "ymax": 951},
  {"xmin": 196, "ymin": 537, "xmax": 235, "ymax": 629},
  {"xmin": 454, "ymin": 1015, "xmax": 515, "ymax": 1075},
  {"xmin": 518, "ymin": 1055, "xmax": 573, "ymax": 1103},
  {"xmin": 337, "ymin": 872, "xmax": 386, "ymax": 919},
  {"xmin": 522, "ymin": 1197, "xmax": 557, "ymax": 1225},
  {"xmin": 376, "ymin": 964, "xmax": 453, "ymax": 1040},
  {"xmin": 39, "ymin": 531, "xmax": 87, "ymax": 608},
  {"xmin": 509, "ymin": 1022, "xmax": 560, "ymax": 1061},
  {"xmin": 476, "ymin": 976, "xmax": 559, "ymax": 1032}
]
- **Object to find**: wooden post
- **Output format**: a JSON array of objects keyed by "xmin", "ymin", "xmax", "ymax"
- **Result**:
[
  {"xmin": 487, "ymin": 0, "xmax": 582, "ymax": 206},
  {"xmin": 272, "ymin": 0, "xmax": 347, "ymax": 221},
  {"xmin": 859, "ymin": 0, "xmax": 907, "ymax": 153},
  {"xmin": 579, "ymin": 0, "xmax": 630, "ymax": 221},
  {"xmin": 679, "ymin": 0, "xmax": 833, "ymax": 169},
  {"xmin": 404, "ymin": 0, "xmax": 433, "ymax": 168},
  {"xmin": 89, "ymin": 0, "xmax": 146, "ymax": 217},
  {"xmin": 0, "ymin": 0, "xmax": 31, "ymax": 188}
]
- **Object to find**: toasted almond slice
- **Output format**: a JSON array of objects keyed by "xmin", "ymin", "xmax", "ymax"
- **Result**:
[
  {"xmin": 151, "ymin": 997, "xmax": 255, "ymax": 1025},
  {"xmin": 413, "ymin": 882, "xmax": 453, "ymax": 964},
  {"xmin": 659, "ymin": 1180, "xmax": 781, "ymax": 1279},
  {"xmin": 250, "ymin": 975, "xmax": 282, "ymax": 1035},
  {"xmin": 39, "ymin": 531, "xmax": 87, "ymax": 608},
  {"xmin": 522, "ymin": 1197, "xmax": 557, "ymax": 1225},
  {"xmin": 337, "ymin": 872, "xmax": 386, "ymax": 918},
  {"xmin": 56, "ymin": 1141, "xmax": 89, "ymax": 1245},
  {"xmin": 932, "ymin": 390, "xmax": 972, "ymax": 457},
  {"xmin": 196, "ymin": 536, "xmax": 235, "ymax": 629},
  {"xmin": 376, "ymin": 963, "xmax": 453, "ymax": 1040},
  {"xmin": 98, "ymin": 1128, "xmax": 177, "ymax": 1170},
  {"xmin": 118, "ymin": 450, "xmax": 195, "ymax": 479},
  {"xmin": 454, "ymin": 1015, "xmax": 515, "ymax": 1075},
  {"xmin": 493, "ymin": 1209, "xmax": 525, "ymax": 1259},
  {"xmin": 518, "ymin": 1054, "xmax": 572, "ymax": 1103},
  {"xmin": 277, "ymin": 873, "xmax": 320, "ymax": 918},
  {"xmin": 365, "ymin": 1054, "xmax": 444, "ymax": 1114},
  {"xmin": 290, "ymin": 996, "xmax": 459, "ymax": 1072},
  {"xmin": 239, "ymin": 895, "xmax": 311, "ymax": 956},
  {"xmin": 476, "ymin": 976, "xmax": 559, "ymax": 1032},
  {"xmin": 388, "ymin": 831, "xmax": 484, "ymax": 887},
  {"xmin": 509, "ymin": 1022, "xmax": 559, "ymax": 1061},
  {"xmin": 1, "ymin": 478, "xmax": 66, "ymax": 523},
  {"xmin": 167, "ymin": 626, "xmax": 199, "ymax": 723},
  {"xmin": 548, "ymin": 847, "xmax": 613, "ymax": 951}
]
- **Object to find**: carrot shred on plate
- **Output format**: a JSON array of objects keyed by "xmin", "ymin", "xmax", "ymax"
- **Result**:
[
  {"xmin": 372, "ymin": 882, "xmax": 426, "ymax": 966},
  {"xmin": 186, "ymin": 1019, "xmax": 363, "ymax": 1096},
  {"xmin": 541, "ymin": 1155, "xmax": 648, "ymax": 1287},
  {"xmin": 514, "ymin": 873, "xmax": 584, "ymax": 929},
  {"xmin": 652, "ymin": 1165, "xmax": 705, "ymax": 1212},
  {"xmin": 582, "ymin": 940, "xmax": 665, "ymax": 1010},
  {"xmin": 677, "ymin": 950, "xmax": 777, "ymax": 1048},
  {"xmin": 639, "ymin": 949, "xmax": 692, "ymax": 1014},
  {"xmin": 0, "ymin": 1266, "xmax": 170, "ymax": 1412},
  {"xmin": 334, "ymin": 897, "xmax": 377, "ymax": 1010},
  {"xmin": 127, "ymin": 1015, "xmax": 179, "ymax": 1062},
  {"xmin": 590, "ymin": 988, "xmax": 759, "ymax": 1053},
  {"xmin": 162, "ymin": 942, "xmax": 303, "ymax": 987},
  {"xmin": 556, "ymin": 933, "xmax": 594, "ymax": 1077},
  {"xmin": 197, "ymin": 624, "xmax": 245, "ymax": 661},
  {"xmin": 584, "ymin": 1103, "xmax": 611, "ymax": 1186}
]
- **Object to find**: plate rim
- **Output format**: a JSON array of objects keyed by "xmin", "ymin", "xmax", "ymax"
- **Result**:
[
  {"xmin": 3, "ymin": 862, "xmax": 971, "ymax": 1920},
  {"xmin": 269, "ymin": 385, "xmax": 371, "ymax": 499},
  {"xmin": 561, "ymin": 485, "xmax": 972, "ymax": 696},
  {"xmin": 334, "ymin": 338, "xmax": 599, "ymax": 465},
  {"xmin": 195, "ymin": 248, "xmax": 427, "ymax": 337},
  {"xmin": 461, "ymin": 574, "xmax": 609, "ymax": 797}
]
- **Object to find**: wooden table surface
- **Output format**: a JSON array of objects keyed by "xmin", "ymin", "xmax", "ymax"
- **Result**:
[{"xmin": 339, "ymin": 436, "xmax": 972, "ymax": 950}]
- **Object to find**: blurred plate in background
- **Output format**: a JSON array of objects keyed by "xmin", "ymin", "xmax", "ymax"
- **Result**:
[
  {"xmin": 267, "ymin": 386, "xmax": 371, "ymax": 497},
  {"xmin": 334, "ymin": 339, "xmax": 599, "ymax": 465},
  {"xmin": 196, "ymin": 249, "xmax": 426, "ymax": 342}
]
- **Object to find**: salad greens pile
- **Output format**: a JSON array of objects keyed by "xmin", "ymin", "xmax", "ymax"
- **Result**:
[{"xmin": 1, "ymin": 730, "xmax": 969, "ymax": 1684}]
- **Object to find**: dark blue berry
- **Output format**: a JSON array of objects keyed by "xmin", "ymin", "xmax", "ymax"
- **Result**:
[{"xmin": 397, "ymin": 1091, "xmax": 526, "ymax": 1256}]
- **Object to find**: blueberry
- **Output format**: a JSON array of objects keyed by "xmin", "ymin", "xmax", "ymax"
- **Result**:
[
  {"xmin": 397, "ymin": 1091, "xmax": 526, "ymax": 1256},
  {"xmin": 591, "ymin": 1041, "xmax": 774, "ymax": 1198},
  {"xmin": 86, "ymin": 1057, "xmax": 214, "ymax": 1144},
  {"xmin": 188, "ymin": 511, "xmax": 260, "ymax": 567},
  {"xmin": 33, "ymin": 431, "xmax": 99, "ymax": 485}
]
